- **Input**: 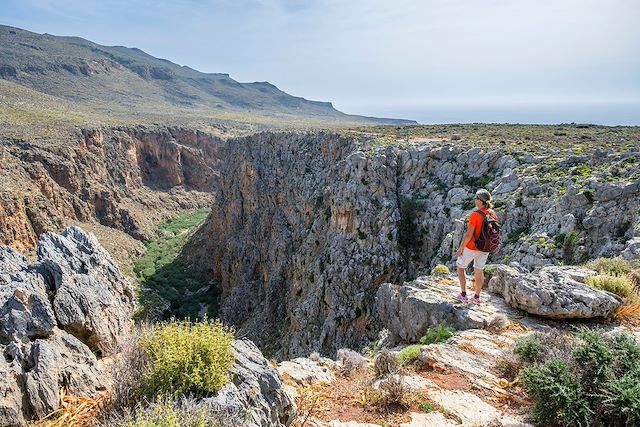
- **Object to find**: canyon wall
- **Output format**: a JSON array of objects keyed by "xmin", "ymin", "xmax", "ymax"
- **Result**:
[
  {"xmin": 192, "ymin": 132, "xmax": 640, "ymax": 357},
  {"xmin": 0, "ymin": 127, "xmax": 221, "ymax": 251}
]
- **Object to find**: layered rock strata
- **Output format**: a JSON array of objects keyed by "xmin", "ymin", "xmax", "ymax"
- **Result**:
[{"xmin": 0, "ymin": 127, "xmax": 220, "ymax": 251}]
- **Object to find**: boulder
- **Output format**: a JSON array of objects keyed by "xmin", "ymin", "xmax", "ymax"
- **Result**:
[
  {"xmin": 37, "ymin": 227, "xmax": 135, "ymax": 353},
  {"xmin": 0, "ymin": 227, "xmax": 134, "ymax": 424},
  {"xmin": 204, "ymin": 339, "xmax": 296, "ymax": 427},
  {"xmin": 0, "ymin": 270, "xmax": 56, "ymax": 341},
  {"xmin": 487, "ymin": 265, "xmax": 623, "ymax": 319},
  {"xmin": 278, "ymin": 357, "xmax": 335, "ymax": 385},
  {"xmin": 375, "ymin": 276, "xmax": 515, "ymax": 344},
  {"xmin": 621, "ymin": 237, "xmax": 640, "ymax": 260}
]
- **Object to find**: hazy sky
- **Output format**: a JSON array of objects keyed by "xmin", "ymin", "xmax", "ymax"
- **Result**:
[{"xmin": 2, "ymin": 0, "xmax": 639, "ymax": 124}]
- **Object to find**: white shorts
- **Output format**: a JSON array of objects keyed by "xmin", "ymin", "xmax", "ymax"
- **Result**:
[{"xmin": 456, "ymin": 247, "xmax": 489, "ymax": 270}]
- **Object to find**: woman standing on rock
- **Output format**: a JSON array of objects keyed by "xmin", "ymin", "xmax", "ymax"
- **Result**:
[{"xmin": 455, "ymin": 189, "xmax": 497, "ymax": 306}]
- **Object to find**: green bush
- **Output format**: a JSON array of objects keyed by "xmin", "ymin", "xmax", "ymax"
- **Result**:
[
  {"xmin": 142, "ymin": 319, "xmax": 235, "ymax": 397},
  {"xmin": 521, "ymin": 359, "xmax": 592, "ymax": 427},
  {"xmin": 562, "ymin": 231, "xmax": 580, "ymax": 264},
  {"xmin": 513, "ymin": 335, "xmax": 542, "ymax": 362},
  {"xmin": 396, "ymin": 344, "xmax": 422, "ymax": 365},
  {"xmin": 518, "ymin": 330, "xmax": 640, "ymax": 427},
  {"xmin": 585, "ymin": 274, "xmax": 634, "ymax": 298},
  {"xmin": 600, "ymin": 370, "xmax": 640, "ymax": 426},
  {"xmin": 585, "ymin": 257, "xmax": 631, "ymax": 276},
  {"xmin": 419, "ymin": 325, "xmax": 456, "ymax": 345},
  {"xmin": 573, "ymin": 330, "xmax": 613, "ymax": 394},
  {"xmin": 431, "ymin": 264, "xmax": 450, "ymax": 276},
  {"xmin": 483, "ymin": 264, "xmax": 498, "ymax": 282}
]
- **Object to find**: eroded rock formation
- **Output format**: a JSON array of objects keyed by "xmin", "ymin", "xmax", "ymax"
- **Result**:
[
  {"xmin": 189, "ymin": 131, "xmax": 639, "ymax": 357},
  {"xmin": 0, "ymin": 227, "xmax": 134, "ymax": 425},
  {"xmin": 0, "ymin": 127, "xmax": 220, "ymax": 251}
]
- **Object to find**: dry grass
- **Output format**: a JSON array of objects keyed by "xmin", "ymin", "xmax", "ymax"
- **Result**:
[
  {"xmin": 292, "ymin": 383, "xmax": 330, "ymax": 427},
  {"xmin": 613, "ymin": 293, "xmax": 640, "ymax": 324},
  {"xmin": 457, "ymin": 342, "xmax": 481, "ymax": 354},
  {"xmin": 31, "ymin": 389, "xmax": 111, "ymax": 427}
]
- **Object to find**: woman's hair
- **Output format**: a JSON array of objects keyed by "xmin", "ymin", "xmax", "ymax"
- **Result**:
[{"xmin": 481, "ymin": 199, "xmax": 493, "ymax": 209}]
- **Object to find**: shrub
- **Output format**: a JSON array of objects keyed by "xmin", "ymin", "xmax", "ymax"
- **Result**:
[
  {"xmin": 420, "ymin": 402, "xmax": 433, "ymax": 413},
  {"xmin": 518, "ymin": 330, "xmax": 640, "ymax": 427},
  {"xmin": 562, "ymin": 230, "xmax": 580, "ymax": 264},
  {"xmin": 521, "ymin": 359, "xmax": 592, "ymax": 427},
  {"xmin": 374, "ymin": 350, "xmax": 401, "ymax": 378},
  {"xmin": 379, "ymin": 374, "xmax": 408, "ymax": 406},
  {"xmin": 336, "ymin": 348, "xmax": 368, "ymax": 376},
  {"xmin": 419, "ymin": 325, "xmax": 456, "ymax": 345},
  {"xmin": 121, "ymin": 398, "xmax": 211, "ymax": 427},
  {"xmin": 431, "ymin": 264, "xmax": 450, "ymax": 276},
  {"xmin": 396, "ymin": 344, "xmax": 422, "ymax": 366},
  {"xmin": 585, "ymin": 257, "xmax": 631, "ymax": 276},
  {"xmin": 105, "ymin": 329, "xmax": 153, "ymax": 414},
  {"xmin": 142, "ymin": 319, "xmax": 235, "ymax": 397},
  {"xmin": 585, "ymin": 274, "xmax": 633, "ymax": 298},
  {"xmin": 600, "ymin": 370, "xmax": 640, "ymax": 426},
  {"xmin": 483, "ymin": 264, "xmax": 498, "ymax": 282},
  {"xmin": 495, "ymin": 355, "xmax": 521, "ymax": 381},
  {"xmin": 629, "ymin": 270, "xmax": 640, "ymax": 292},
  {"xmin": 573, "ymin": 330, "xmax": 613, "ymax": 395},
  {"xmin": 513, "ymin": 335, "xmax": 542, "ymax": 363}
]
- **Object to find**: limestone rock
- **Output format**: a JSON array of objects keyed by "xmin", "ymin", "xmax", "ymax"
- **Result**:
[
  {"xmin": 23, "ymin": 333, "xmax": 104, "ymax": 418},
  {"xmin": 37, "ymin": 227, "xmax": 135, "ymax": 353},
  {"xmin": 205, "ymin": 339, "xmax": 296, "ymax": 427},
  {"xmin": 0, "ymin": 270, "xmax": 56, "ymax": 341},
  {"xmin": 622, "ymin": 237, "xmax": 640, "ymax": 260},
  {"xmin": 278, "ymin": 357, "xmax": 335, "ymax": 385},
  {"xmin": 430, "ymin": 390, "xmax": 508, "ymax": 426},
  {"xmin": 371, "ymin": 373, "xmax": 437, "ymax": 392},
  {"xmin": 487, "ymin": 265, "xmax": 622, "ymax": 319},
  {"xmin": 0, "ymin": 356, "xmax": 24, "ymax": 427},
  {"xmin": 184, "ymin": 131, "xmax": 640, "ymax": 357},
  {"xmin": 0, "ymin": 227, "xmax": 133, "ymax": 424},
  {"xmin": 400, "ymin": 412, "xmax": 457, "ymax": 427},
  {"xmin": 375, "ymin": 276, "xmax": 515, "ymax": 344}
]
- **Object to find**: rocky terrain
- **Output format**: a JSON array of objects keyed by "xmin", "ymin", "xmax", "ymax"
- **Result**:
[
  {"xmin": 0, "ymin": 227, "xmax": 134, "ymax": 425},
  {"xmin": 189, "ymin": 127, "xmax": 640, "ymax": 357},
  {"xmin": 0, "ymin": 227, "xmax": 295, "ymax": 427},
  {"xmin": 0, "ymin": 127, "xmax": 221, "ymax": 253}
]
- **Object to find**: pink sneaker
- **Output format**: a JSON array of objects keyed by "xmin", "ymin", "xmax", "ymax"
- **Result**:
[
  {"xmin": 456, "ymin": 293, "xmax": 468, "ymax": 303},
  {"xmin": 471, "ymin": 295, "xmax": 481, "ymax": 306}
]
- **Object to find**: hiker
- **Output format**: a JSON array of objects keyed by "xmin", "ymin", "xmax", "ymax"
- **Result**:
[{"xmin": 455, "ymin": 189, "xmax": 499, "ymax": 306}]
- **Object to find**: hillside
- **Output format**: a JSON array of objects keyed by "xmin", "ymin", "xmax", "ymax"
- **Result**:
[{"xmin": 0, "ymin": 24, "xmax": 415, "ymax": 139}]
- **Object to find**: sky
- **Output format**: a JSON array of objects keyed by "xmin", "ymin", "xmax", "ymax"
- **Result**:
[{"xmin": 1, "ymin": 0, "xmax": 639, "ymax": 124}]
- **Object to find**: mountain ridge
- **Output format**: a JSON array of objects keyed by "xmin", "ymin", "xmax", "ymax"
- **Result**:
[{"xmin": 0, "ymin": 24, "xmax": 416, "ymax": 127}]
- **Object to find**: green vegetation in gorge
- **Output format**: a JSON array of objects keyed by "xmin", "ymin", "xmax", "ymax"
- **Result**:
[{"xmin": 134, "ymin": 209, "xmax": 216, "ymax": 321}]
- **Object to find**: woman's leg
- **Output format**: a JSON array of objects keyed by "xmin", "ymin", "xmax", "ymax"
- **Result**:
[{"xmin": 473, "ymin": 268, "xmax": 484, "ymax": 297}]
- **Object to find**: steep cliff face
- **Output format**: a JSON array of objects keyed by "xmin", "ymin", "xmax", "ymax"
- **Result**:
[
  {"xmin": 0, "ymin": 127, "xmax": 221, "ymax": 250},
  {"xmin": 192, "ymin": 132, "xmax": 640, "ymax": 357}
]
